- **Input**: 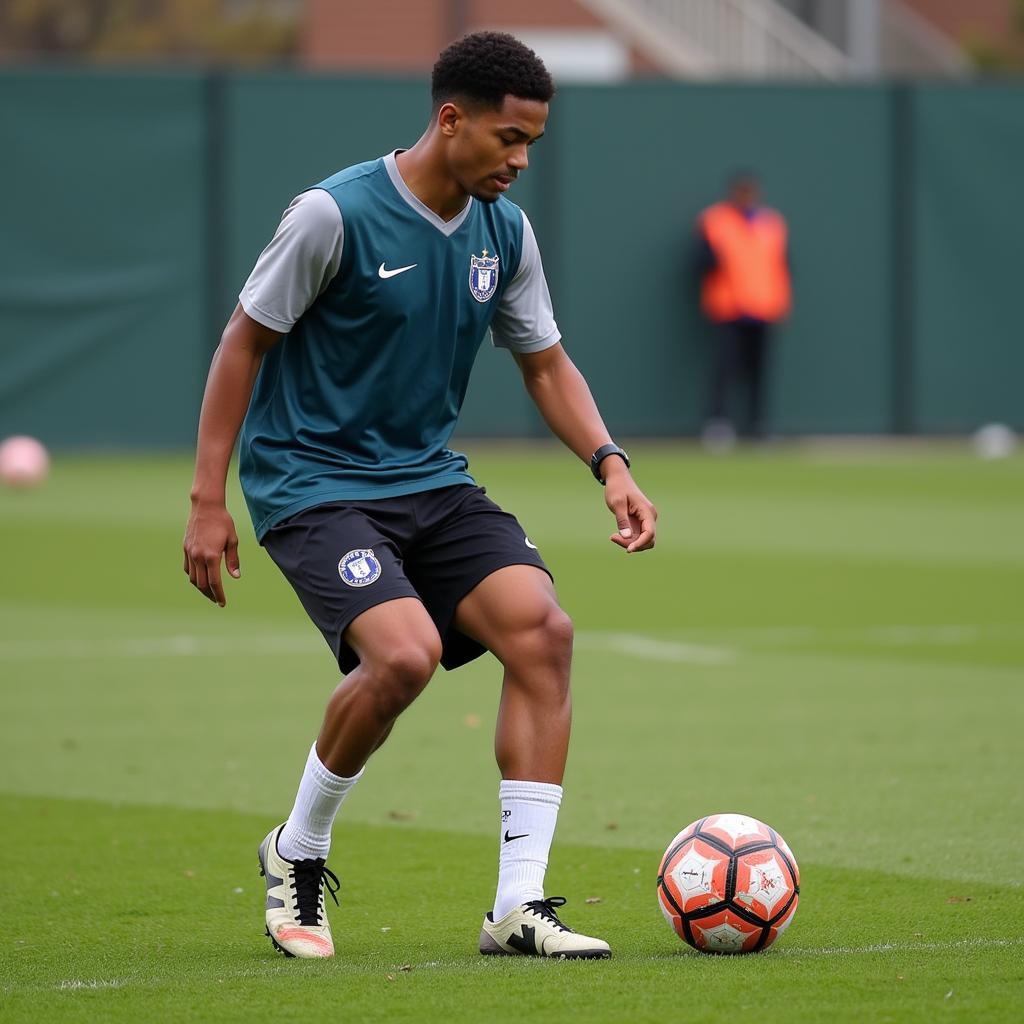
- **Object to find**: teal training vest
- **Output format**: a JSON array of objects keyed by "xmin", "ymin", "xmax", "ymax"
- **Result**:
[{"xmin": 239, "ymin": 157, "xmax": 524, "ymax": 540}]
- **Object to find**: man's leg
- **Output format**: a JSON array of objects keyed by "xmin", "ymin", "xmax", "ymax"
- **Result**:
[
  {"xmin": 703, "ymin": 322, "xmax": 739, "ymax": 451},
  {"xmin": 316, "ymin": 597, "xmax": 442, "ymax": 775},
  {"xmin": 278, "ymin": 597, "xmax": 441, "ymax": 858},
  {"xmin": 744, "ymin": 321, "xmax": 771, "ymax": 439},
  {"xmin": 453, "ymin": 564, "xmax": 610, "ymax": 959},
  {"xmin": 262, "ymin": 597, "xmax": 441, "ymax": 958},
  {"xmin": 706, "ymin": 322, "xmax": 733, "ymax": 422},
  {"xmin": 456, "ymin": 568, "xmax": 571, "ymax": 785}
]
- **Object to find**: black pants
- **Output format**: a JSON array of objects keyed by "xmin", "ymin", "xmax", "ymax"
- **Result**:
[{"xmin": 706, "ymin": 320, "xmax": 772, "ymax": 438}]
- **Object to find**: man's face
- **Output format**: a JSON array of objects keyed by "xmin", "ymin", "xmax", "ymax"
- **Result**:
[
  {"xmin": 730, "ymin": 180, "xmax": 760, "ymax": 211},
  {"xmin": 443, "ymin": 95, "xmax": 548, "ymax": 203}
]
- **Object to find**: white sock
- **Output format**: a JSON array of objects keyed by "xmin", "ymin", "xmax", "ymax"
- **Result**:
[
  {"xmin": 492, "ymin": 779, "xmax": 563, "ymax": 920},
  {"xmin": 278, "ymin": 743, "xmax": 362, "ymax": 862}
]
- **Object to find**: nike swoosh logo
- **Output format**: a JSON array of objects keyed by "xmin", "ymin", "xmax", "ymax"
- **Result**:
[
  {"xmin": 504, "ymin": 830, "xmax": 529, "ymax": 843},
  {"xmin": 524, "ymin": 537, "xmax": 538, "ymax": 550},
  {"xmin": 378, "ymin": 262, "xmax": 417, "ymax": 279}
]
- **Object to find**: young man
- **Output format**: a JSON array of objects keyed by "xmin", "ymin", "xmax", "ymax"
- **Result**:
[{"xmin": 183, "ymin": 31, "xmax": 656, "ymax": 961}]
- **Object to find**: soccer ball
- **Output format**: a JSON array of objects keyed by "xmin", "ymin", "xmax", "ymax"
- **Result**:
[
  {"xmin": 657, "ymin": 813, "xmax": 799, "ymax": 954},
  {"xmin": 972, "ymin": 423, "xmax": 1017, "ymax": 460},
  {"xmin": 0, "ymin": 435, "xmax": 50, "ymax": 489}
]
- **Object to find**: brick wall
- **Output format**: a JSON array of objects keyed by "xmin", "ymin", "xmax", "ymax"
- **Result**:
[
  {"xmin": 300, "ymin": 0, "xmax": 650, "ymax": 73},
  {"xmin": 900, "ymin": 0, "xmax": 1014, "ymax": 42}
]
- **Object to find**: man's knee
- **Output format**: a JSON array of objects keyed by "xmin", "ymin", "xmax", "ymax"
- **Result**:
[
  {"xmin": 502, "ymin": 602, "xmax": 574, "ymax": 678},
  {"xmin": 541, "ymin": 605, "xmax": 574, "ymax": 660},
  {"xmin": 363, "ymin": 638, "xmax": 441, "ymax": 718}
]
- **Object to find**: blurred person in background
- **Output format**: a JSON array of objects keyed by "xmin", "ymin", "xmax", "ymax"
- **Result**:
[{"xmin": 695, "ymin": 172, "xmax": 791, "ymax": 449}]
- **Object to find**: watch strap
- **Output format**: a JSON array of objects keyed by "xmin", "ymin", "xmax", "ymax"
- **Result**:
[{"xmin": 590, "ymin": 443, "xmax": 630, "ymax": 484}]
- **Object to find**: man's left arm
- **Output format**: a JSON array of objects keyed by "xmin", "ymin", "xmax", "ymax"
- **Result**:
[{"xmin": 513, "ymin": 343, "xmax": 657, "ymax": 553}]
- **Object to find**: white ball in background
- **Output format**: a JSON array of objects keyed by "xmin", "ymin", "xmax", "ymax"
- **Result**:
[
  {"xmin": 972, "ymin": 423, "xmax": 1018, "ymax": 461},
  {"xmin": 0, "ymin": 435, "xmax": 51, "ymax": 488}
]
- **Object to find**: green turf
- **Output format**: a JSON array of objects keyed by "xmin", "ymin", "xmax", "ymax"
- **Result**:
[{"xmin": 1, "ymin": 443, "xmax": 1022, "ymax": 1021}]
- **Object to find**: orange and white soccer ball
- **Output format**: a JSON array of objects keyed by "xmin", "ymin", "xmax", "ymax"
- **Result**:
[{"xmin": 657, "ymin": 813, "xmax": 799, "ymax": 954}]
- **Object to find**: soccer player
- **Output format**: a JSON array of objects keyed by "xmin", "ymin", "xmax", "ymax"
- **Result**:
[{"xmin": 183, "ymin": 31, "xmax": 656, "ymax": 961}]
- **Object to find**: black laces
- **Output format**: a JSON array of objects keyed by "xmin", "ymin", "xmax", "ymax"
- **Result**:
[
  {"xmin": 524, "ymin": 896, "xmax": 573, "ymax": 933},
  {"xmin": 290, "ymin": 858, "xmax": 340, "ymax": 926}
]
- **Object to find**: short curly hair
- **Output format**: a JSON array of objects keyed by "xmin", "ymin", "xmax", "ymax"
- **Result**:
[{"xmin": 431, "ymin": 31, "xmax": 555, "ymax": 110}]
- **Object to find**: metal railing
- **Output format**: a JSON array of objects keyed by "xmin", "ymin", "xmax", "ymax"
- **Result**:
[{"xmin": 580, "ymin": 0, "xmax": 857, "ymax": 79}]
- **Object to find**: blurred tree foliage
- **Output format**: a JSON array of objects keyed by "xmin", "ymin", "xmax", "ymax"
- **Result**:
[
  {"xmin": 962, "ymin": 0, "xmax": 1024, "ymax": 73},
  {"xmin": 0, "ymin": 0, "xmax": 298, "ymax": 61}
]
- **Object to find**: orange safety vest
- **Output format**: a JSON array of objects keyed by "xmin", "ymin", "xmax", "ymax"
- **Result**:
[{"xmin": 699, "ymin": 202, "xmax": 791, "ymax": 323}]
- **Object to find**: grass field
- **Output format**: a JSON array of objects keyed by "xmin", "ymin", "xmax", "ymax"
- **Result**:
[{"xmin": 1, "ymin": 443, "xmax": 1022, "ymax": 1022}]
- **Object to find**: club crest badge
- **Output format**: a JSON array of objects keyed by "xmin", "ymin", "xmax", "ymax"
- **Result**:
[
  {"xmin": 338, "ymin": 548, "xmax": 382, "ymax": 588},
  {"xmin": 469, "ymin": 249, "xmax": 500, "ymax": 303}
]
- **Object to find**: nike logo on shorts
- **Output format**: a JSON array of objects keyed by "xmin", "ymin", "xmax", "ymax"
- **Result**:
[
  {"xmin": 378, "ymin": 262, "xmax": 417, "ymax": 279},
  {"xmin": 524, "ymin": 537, "xmax": 538, "ymax": 550}
]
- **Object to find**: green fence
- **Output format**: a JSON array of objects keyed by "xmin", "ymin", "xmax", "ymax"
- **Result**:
[{"xmin": 2, "ymin": 70, "xmax": 1022, "ymax": 446}]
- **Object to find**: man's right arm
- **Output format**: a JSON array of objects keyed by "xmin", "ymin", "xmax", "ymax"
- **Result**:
[{"xmin": 183, "ymin": 305, "xmax": 281, "ymax": 607}]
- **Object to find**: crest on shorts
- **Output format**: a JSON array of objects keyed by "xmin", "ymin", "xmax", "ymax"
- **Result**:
[
  {"xmin": 338, "ymin": 548, "xmax": 381, "ymax": 588},
  {"xmin": 469, "ymin": 249, "xmax": 500, "ymax": 302}
]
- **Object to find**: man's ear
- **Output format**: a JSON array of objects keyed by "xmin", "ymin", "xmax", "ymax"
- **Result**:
[{"xmin": 437, "ymin": 101, "xmax": 461, "ymax": 138}]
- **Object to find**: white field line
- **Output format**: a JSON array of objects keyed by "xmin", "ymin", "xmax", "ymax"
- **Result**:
[
  {"xmin": 36, "ymin": 935, "xmax": 1024, "ymax": 992},
  {"xmin": 771, "ymin": 935, "xmax": 1024, "ymax": 958},
  {"xmin": 0, "ymin": 632, "xmax": 734, "ymax": 664},
  {"xmin": 55, "ymin": 978, "xmax": 127, "ymax": 990},
  {"xmin": 690, "ymin": 624, "xmax": 1024, "ymax": 647},
  {"xmin": 0, "ymin": 631, "xmax": 736, "ymax": 667},
  {"xmin": 576, "ymin": 632, "xmax": 736, "ymax": 665},
  {"xmin": 0, "ymin": 634, "xmax": 324, "ymax": 661},
  {"xmin": 0, "ymin": 623, "xmax": 1020, "ymax": 664},
  {"xmin": 380, "ymin": 936, "xmax": 1024, "ymax": 962}
]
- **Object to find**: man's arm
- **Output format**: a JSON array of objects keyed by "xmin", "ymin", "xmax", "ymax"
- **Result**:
[
  {"xmin": 513, "ymin": 343, "xmax": 657, "ymax": 553},
  {"xmin": 695, "ymin": 227, "xmax": 717, "ymax": 276},
  {"xmin": 183, "ymin": 305, "xmax": 281, "ymax": 606}
]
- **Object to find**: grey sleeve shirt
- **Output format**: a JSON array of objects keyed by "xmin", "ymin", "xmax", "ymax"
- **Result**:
[
  {"xmin": 239, "ymin": 189, "xmax": 344, "ymax": 333},
  {"xmin": 239, "ymin": 190, "xmax": 560, "ymax": 353},
  {"xmin": 490, "ymin": 212, "xmax": 561, "ymax": 354}
]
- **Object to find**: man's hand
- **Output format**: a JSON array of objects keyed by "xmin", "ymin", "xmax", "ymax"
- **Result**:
[
  {"xmin": 511, "ymin": 344, "xmax": 658, "ymax": 552},
  {"xmin": 182, "ymin": 307, "xmax": 278, "ymax": 608},
  {"xmin": 183, "ymin": 500, "xmax": 241, "ymax": 607},
  {"xmin": 603, "ymin": 460, "xmax": 657, "ymax": 553}
]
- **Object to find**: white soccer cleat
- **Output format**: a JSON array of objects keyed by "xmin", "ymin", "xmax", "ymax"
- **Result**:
[
  {"xmin": 257, "ymin": 824, "xmax": 339, "ymax": 959},
  {"xmin": 479, "ymin": 897, "xmax": 611, "ymax": 959}
]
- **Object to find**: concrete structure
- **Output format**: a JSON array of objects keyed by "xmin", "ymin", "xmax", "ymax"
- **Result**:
[{"xmin": 300, "ymin": 0, "xmax": 975, "ymax": 79}]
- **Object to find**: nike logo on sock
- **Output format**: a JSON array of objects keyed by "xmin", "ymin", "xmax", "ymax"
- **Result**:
[
  {"xmin": 378, "ymin": 262, "xmax": 417, "ymax": 279},
  {"xmin": 504, "ymin": 830, "xmax": 529, "ymax": 843}
]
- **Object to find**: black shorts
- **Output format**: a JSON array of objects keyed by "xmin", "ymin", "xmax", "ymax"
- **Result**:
[{"xmin": 262, "ymin": 485, "xmax": 551, "ymax": 674}]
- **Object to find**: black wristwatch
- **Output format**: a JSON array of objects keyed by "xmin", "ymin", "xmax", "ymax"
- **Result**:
[{"xmin": 590, "ymin": 443, "xmax": 630, "ymax": 485}]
